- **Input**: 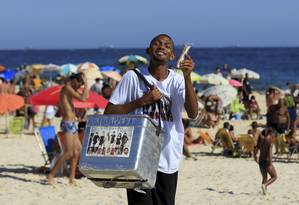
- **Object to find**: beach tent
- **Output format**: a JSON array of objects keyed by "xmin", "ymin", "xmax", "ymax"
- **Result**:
[{"xmin": 230, "ymin": 68, "xmax": 260, "ymax": 80}]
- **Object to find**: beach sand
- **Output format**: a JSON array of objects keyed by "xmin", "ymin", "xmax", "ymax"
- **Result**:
[{"xmin": 1, "ymin": 92, "xmax": 299, "ymax": 205}]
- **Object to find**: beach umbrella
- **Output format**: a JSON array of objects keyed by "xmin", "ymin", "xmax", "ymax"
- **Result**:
[
  {"xmin": 229, "ymin": 79, "xmax": 242, "ymax": 88},
  {"xmin": 29, "ymin": 85, "xmax": 108, "ymax": 109},
  {"xmin": 102, "ymin": 71, "xmax": 122, "ymax": 82},
  {"xmin": 30, "ymin": 64, "xmax": 43, "ymax": 74},
  {"xmin": 0, "ymin": 94, "xmax": 24, "ymax": 114},
  {"xmin": 199, "ymin": 73, "xmax": 229, "ymax": 85},
  {"xmin": 77, "ymin": 62, "xmax": 99, "ymax": 71},
  {"xmin": 231, "ymin": 68, "xmax": 260, "ymax": 80},
  {"xmin": 77, "ymin": 62, "xmax": 103, "ymax": 79},
  {"xmin": 175, "ymin": 70, "xmax": 201, "ymax": 82},
  {"xmin": 100, "ymin": 66, "xmax": 121, "ymax": 74},
  {"xmin": 41, "ymin": 64, "xmax": 60, "ymax": 72},
  {"xmin": 59, "ymin": 64, "xmax": 78, "ymax": 76},
  {"xmin": 118, "ymin": 55, "xmax": 148, "ymax": 65},
  {"xmin": 202, "ymin": 85, "xmax": 237, "ymax": 107},
  {"xmin": 0, "ymin": 65, "xmax": 5, "ymax": 72},
  {"xmin": 78, "ymin": 62, "xmax": 103, "ymax": 88},
  {"xmin": 0, "ymin": 69, "xmax": 17, "ymax": 81}
]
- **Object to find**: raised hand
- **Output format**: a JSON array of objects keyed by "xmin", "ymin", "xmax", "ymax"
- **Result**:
[{"xmin": 178, "ymin": 54, "xmax": 195, "ymax": 78}]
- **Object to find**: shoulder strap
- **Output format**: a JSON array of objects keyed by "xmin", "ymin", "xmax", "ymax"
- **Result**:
[
  {"xmin": 132, "ymin": 68, "xmax": 153, "ymax": 90},
  {"xmin": 132, "ymin": 68, "xmax": 162, "ymax": 136}
]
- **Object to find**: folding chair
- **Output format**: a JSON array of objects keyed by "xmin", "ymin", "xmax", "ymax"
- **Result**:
[
  {"xmin": 34, "ymin": 126, "xmax": 60, "ymax": 165},
  {"xmin": 274, "ymin": 134, "xmax": 287, "ymax": 158},
  {"xmin": 237, "ymin": 134, "xmax": 255, "ymax": 157},
  {"xmin": 8, "ymin": 116, "xmax": 25, "ymax": 137}
]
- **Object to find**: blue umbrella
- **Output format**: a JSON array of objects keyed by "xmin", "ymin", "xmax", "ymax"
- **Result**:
[
  {"xmin": 60, "ymin": 64, "xmax": 78, "ymax": 76},
  {"xmin": 100, "ymin": 66, "xmax": 121, "ymax": 74},
  {"xmin": 0, "ymin": 69, "xmax": 16, "ymax": 81}
]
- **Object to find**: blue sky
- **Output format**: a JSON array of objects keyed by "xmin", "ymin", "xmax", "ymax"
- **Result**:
[{"xmin": 0, "ymin": 0, "xmax": 298, "ymax": 49}]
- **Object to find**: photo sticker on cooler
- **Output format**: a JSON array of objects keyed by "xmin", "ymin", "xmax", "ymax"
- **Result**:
[{"xmin": 86, "ymin": 126, "xmax": 133, "ymax": 157}]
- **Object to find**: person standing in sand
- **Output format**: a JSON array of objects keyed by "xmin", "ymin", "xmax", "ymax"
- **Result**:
[
  {"xmin": 47, "ymin": 72, "xmax": 89, "ymax": 185},
  {"xmin": 254, "ymin": 128, "xmax": 277, "ymax": 195},
  {"xmin": 104, "ymin": 34, "xmax": 198, "ymax": 205}
]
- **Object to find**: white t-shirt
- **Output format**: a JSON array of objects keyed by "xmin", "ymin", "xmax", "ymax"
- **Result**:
[{"xmin": 109, "ymin": 68, "xmax": 186, "ymax": 174}]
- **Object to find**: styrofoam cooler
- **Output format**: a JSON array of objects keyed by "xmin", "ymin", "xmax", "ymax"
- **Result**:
[{"xmin": 79, "ymin": 114, "xmax": 163, "ymax": 189}]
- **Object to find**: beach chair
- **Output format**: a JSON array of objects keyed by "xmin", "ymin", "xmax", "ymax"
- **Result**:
[
  {"xmin": 237, "ymin": 134, "xmax": 255, "ymax": 157},
  {"xmin": 287, "ymin": 143, "xmax": 299, "ymax": 162},
  {"xmin": 8, "ymin": 116, "xmax": 25, "ymax": 136},
  {"xmin": 274, "ymin": 134, "xmax": 288, "ymax": 161},
  {"xmin": 34, "ymin": 126, "xmax": 60, "ymax": 165},
  {"xmin": 216, "ymin": 129, "xmax": 236, "ymax": 156}
]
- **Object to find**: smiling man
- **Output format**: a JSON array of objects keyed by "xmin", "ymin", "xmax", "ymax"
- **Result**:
[{"xmin": 104, "ymin": 34, "xmax": 198, "ymax": 205}]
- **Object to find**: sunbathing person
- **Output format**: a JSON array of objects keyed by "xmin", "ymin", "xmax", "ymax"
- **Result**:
[
  {"xmin": 182, "ymin": 119, "xmax": 198, "ymax": 160},
  {"xmin": 203, "ymin": 95, "xmax": 222, "ymax": 128},
  {"xmin": 254, "ymin": 128, "xmax": 277, "ymax": 195}
]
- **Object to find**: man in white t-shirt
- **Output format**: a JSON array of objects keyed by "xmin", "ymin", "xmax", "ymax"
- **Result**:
[{"xmin": 104, "ymin": 34, "xmax": 198, "ymax": 205}]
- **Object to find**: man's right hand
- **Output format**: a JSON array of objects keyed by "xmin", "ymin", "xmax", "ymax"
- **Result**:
[{"xmin": 139, "ymin": 86, "xmax": 162, "ymax": 106}]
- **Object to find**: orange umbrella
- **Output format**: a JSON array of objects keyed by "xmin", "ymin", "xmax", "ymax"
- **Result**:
[
  {"xmin": 0, "ymin": 65, "xmax": 5, "ymax": 72},
  {"xmin": 0, "ymin": 94, "xmax": 24, "ymax": 114}
]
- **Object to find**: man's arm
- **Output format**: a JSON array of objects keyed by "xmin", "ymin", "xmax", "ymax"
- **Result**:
[
  {"xmin": 254, "ymin": 134, "xmax": 261, "ymax": 162},
  {"xmin": 104, "ymin": 86, "xmax": 161, "ymax": 114},
  {"xmin": 179, "ymin": 54, "xmax": 198, "ymax": 119},
  {"xmin": 65, "ymin": 83, "xmax": 89, "ymax": 101}
]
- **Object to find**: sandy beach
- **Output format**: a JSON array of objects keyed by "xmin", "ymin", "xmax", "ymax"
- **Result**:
[{"xmin": 1, "ymin": 92, "xmax": 299, "ymax": 205}]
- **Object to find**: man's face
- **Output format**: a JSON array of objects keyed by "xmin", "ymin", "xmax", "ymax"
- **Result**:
[
  {"xmin": 72, "ymin": 78, "xmax": 84, "ymax": 89},
  {"xmin": 147, "ymin": 36, "xmax": 174, "ymax": 63}
]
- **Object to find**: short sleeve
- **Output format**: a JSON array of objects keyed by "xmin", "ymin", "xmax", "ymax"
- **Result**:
[
  {"xmin": 109, "ymin": 71, "xmax": 138, "ymax": 105},
  {"xmin": 175, "ymin": 74, "xmax": 185, "ymax": 105}
]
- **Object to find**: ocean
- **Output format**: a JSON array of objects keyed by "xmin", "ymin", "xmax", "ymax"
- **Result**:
[{"xmin": 1, "ymin": 47, "xmax": 299, "ymax": 90}]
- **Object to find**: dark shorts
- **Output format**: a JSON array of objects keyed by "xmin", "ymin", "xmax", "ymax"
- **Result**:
[
  {"xmin": 272, "ymin": 123, "xmax": 288, "ymax": 134},
  {"xmin": 259, "ymin": 159, "xmax": 270, "ymax": 170},
  {"xmin": 127, "ymin": 171, "xmax": 178, "ymax": 205},
  {"xmin": 60, "ymin": 121, "xmax": 78, "ymax": 134}
]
